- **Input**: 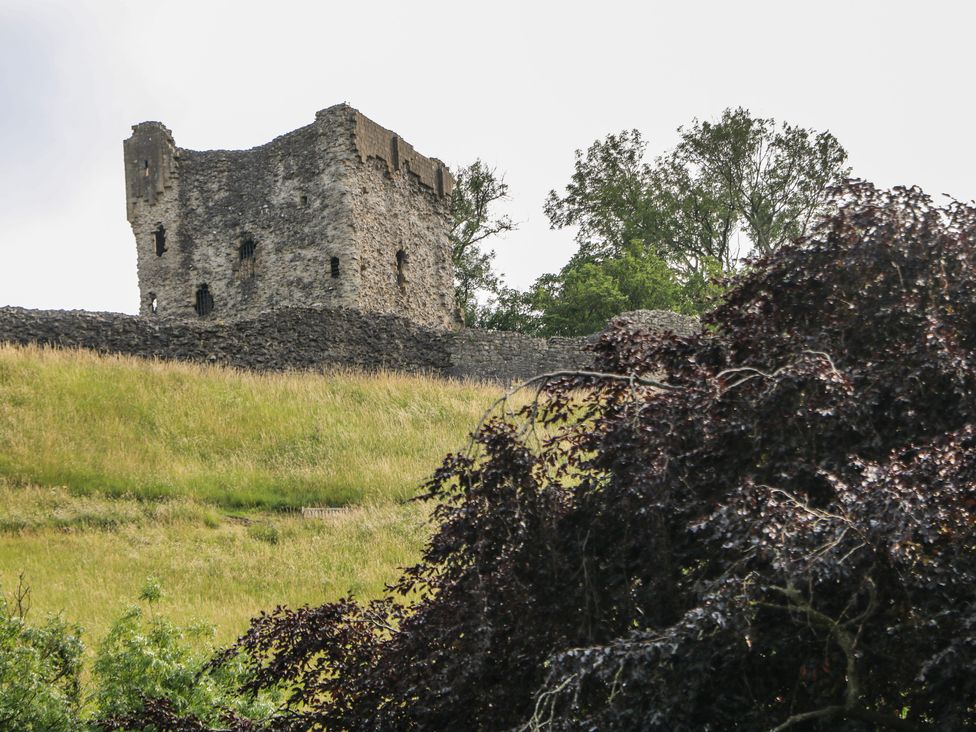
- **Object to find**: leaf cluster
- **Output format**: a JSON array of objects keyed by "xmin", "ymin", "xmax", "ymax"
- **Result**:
[{"xmin": 0, "ymin": 579, "xmax": 83, "ymax": 731}]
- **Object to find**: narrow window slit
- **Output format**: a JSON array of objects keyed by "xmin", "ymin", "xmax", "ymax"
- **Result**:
[
  {"xmin": 149, "ymin": 292, "xmax": 158, "ymax": 315},
  {"xmin": 194, "ymin": 284, "xmax": 214, "ymax": 317},
  {"xmin": 390, "ymin": 137, "xmax": 400, "ymax": 172},
  {"xmin": 396, "ymin": 249, "xmax": 406, "ymax": 287},
  {"xmin": 153, "ymin": 224, "xmax": 166, "ymax": 256},
  {"xmin": 330, "ymin": 256, "xmax": 340, "ymax": 278}
]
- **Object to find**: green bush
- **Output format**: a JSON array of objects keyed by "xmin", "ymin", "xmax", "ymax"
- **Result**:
[
  {"xmin": 89, "ymin": 578, "xmax": 276, "ymax": 728},
  {"xmin": 246, "ymin": 521, "xmax": 280, "ymax": 545},
  {"xmin": 0, "ymin": 585, "xmax": 83, "ymax": 731}
]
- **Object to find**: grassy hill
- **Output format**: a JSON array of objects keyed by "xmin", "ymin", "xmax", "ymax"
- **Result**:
[
  {"xmin": 0, "ymin": 344, "xmax": 497, "ymax": 508},
  {"xmin": 0, "ymin": 344, "xmax": 501, "ymax": 646}
]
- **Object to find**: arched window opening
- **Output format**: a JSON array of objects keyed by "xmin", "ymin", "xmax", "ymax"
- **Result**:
[
  {"xmin": 194, "ymin": 284, "xmax": 214, "ymax": 317},
  {"xmin": 149, "ymin": 292, "xmax": 158, "ymax": 315},
  {"xmin": 395, "ymin": 249, "xmax": 407, "ymax": 288},
  {"xmin": 239, "ymin": 237, "xmax": 256, "ymax": 261},
  {"xmin": 153, "ymin": 224, "xmax": 166, "ymax": 257},
  {"xmin": 330, "ymin": 256, "xmax": 340, "ymax": 278}
]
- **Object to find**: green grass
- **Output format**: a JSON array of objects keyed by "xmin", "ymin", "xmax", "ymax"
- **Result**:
[
  {"xmin": 0, "ymin": 344, "xmax": 499, "ymax": 509},
  {"xmin": 0, "ymin": 344, "xmax": 504, "ymax": 648},
  {"xmin": 0, "ymin": 484, "xmax": 429, "ymax": 648}
]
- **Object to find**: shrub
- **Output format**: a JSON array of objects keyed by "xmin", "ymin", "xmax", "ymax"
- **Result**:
[
  {"xmin": 246, "ymin": 522, "xmax": 280, "ymax": 546},
  {"xmin": 126, "ymin": 182, "xmax": 976, "ymax": 729},
  {"xmin": 0, "ymin": 580, "xmax": 83, "ymax": 731},
  {"xmin": 90, "ymin": 579, "xmax": 277, "ymax": 730}
]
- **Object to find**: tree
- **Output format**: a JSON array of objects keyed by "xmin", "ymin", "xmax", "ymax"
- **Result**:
[
  {"xmin": 543, "ymin": 130, "xmax": 662, "ymax": 263},
  {"xmin": 132, "ymin": 182, "xmax": 974, "ymax": 730},
  {"xmin": 674, "ymin": 107, "xmax": 850, "ymax": 257},
  {"xmin": 533, "ymin": 109, "xmax": 851, "ymax": 331},
  {"xmin": 474, "ymin": 286, "xmax": 539, "ymax": 334},
  {"xmin": 531, "ymin": 241, "xmax": 704, "ymax": 336},
  {"xmin": 450, "ymin": 161, "xmax": 516, "ymax": 325}
]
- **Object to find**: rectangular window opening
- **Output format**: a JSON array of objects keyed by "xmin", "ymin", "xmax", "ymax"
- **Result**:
[
  {"xmin": 153, "ymin": 224, "xmax": 166, "ymax": 256},
  {"xmin": 396, "ymin": 249, "xmax": 406, "ymax": 288},
  {"xmin": 194, "ymin": 284, "xmax": 214, "ymax": 317}
]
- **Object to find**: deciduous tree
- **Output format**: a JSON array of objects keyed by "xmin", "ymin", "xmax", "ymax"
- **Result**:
[
  {"xmin": 531, "ymin": 109, "xmax": 850, "ymax": 332},
  {"xmin": 450, "ymin": 160, "xmax": 516, "ymax": 325}
]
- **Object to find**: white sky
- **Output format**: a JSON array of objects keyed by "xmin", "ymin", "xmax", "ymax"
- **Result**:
[{"xmin": 1, "ymin": 0, "xmax": 974, "ymax": 313}]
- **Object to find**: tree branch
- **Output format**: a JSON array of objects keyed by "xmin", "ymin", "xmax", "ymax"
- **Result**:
[{"xmin": 466, "ymin": 369, "xmax": 680, "ymax": 457}]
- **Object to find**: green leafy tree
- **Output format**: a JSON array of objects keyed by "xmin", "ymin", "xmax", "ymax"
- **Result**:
[
  {"xmin": 450, "ymin": 160, "xmax": 516, "ymax": 325},
  {"xmin": 543, "ymin": 130, "xmax": 662, "ymax": 262},
  {"xmin": 533, "ymin": 264, "xmax": 628, "ymax": 337},
  {"xmin": 547, "ymin": 109, "xmax": 849, "ymax": 272},
  {"xmin": 533, "ymin": 242, "xmax": 705, "ymax": 336},
  {"xmin": 475, "ymin": 286, "xmax": 539, "ymax": 334},
  {"xmin": 673, "ymin": 107, "xmax": 850, "ymax": 257},
  {"xmin": 531, "ymin": 108, "xmax": 851, "ymax": 333}
]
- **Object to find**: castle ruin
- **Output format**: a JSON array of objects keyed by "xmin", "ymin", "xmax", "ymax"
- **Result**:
[
  {"xmin": 123, "ymin": 104, "xmax": 459, "ymax": 329},
  {"xmin": 0, "ymin": 104, "xmax": 701, "ymax": 383}
]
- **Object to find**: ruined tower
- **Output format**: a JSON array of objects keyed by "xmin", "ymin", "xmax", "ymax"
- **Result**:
[{"xmin": 123, "ymin": 104, "xmax": 458, "ymax": 329}]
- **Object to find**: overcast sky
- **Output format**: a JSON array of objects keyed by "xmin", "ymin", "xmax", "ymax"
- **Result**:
[{"xmin": 1, "ymin": 0, "xmax": 974, "ymax": 313}]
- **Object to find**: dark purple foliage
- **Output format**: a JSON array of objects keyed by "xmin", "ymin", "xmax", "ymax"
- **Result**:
[{"xmin": 111, "ymin": 182, "xmax": 976, "ymax": 730}]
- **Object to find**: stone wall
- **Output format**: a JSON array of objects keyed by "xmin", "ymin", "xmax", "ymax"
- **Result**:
[
  {"xmin": 445, "ymin": 329, "xmax": 593, "ymax": 382},
  {"xmin": 0, "ymin": 307, "xmax": 450, "ymax": 374},
  {"xmin": 0, "ymin": 307, "xmax": 699, "ymax": 383}
]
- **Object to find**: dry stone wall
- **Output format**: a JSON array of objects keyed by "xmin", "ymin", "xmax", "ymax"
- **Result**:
[
  {"xmin": 446, "ymin": 329, "xmax": 593, "ymax": 382},
  {"xmin": 0, "ymin": 308, "xmax": 699, "ymax": 383},
  {"xmin": 0, "ymin": 307, "xmax": 450, "ymax": 374}
]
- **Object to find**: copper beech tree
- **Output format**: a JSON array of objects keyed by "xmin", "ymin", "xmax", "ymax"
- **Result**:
[{"xmin": 105, "ymin": 182, "xmax": 976, "ymax": 730}]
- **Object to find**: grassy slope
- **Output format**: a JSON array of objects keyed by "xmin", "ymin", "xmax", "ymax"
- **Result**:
[
  {"xmin": 0, "ymin": 344, "xmax": 500, "ymax": 647},
  {"xmin": 0, "ymin": 484, "xmax": 428, "ymax": 648},
  {"xmin": 0, "ymin": 344, "xmax": 497, "ymax": 508}
]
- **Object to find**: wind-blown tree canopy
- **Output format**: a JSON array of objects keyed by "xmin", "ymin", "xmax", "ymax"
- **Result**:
[
  {"xmin": 546, "ymin": 108, "xmax": 850, "ymax": 272},
  {"xmin": 106, "ymin": 181, "xmax": 976, "ymax": 730}
]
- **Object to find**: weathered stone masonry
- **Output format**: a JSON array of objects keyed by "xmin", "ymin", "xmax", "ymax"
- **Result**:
[
  {"xmin": 124, "ymin": 105, "xmax": 458, "ymax": 329},
  {"xmin": 0, "ymin": 307, "xmax": 699, "ymax": 383}
]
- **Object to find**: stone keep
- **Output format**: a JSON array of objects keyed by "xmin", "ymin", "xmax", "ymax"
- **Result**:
[{"xmin": 123, "ymin": 104, "xmax": 458, "ymax": 329}]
